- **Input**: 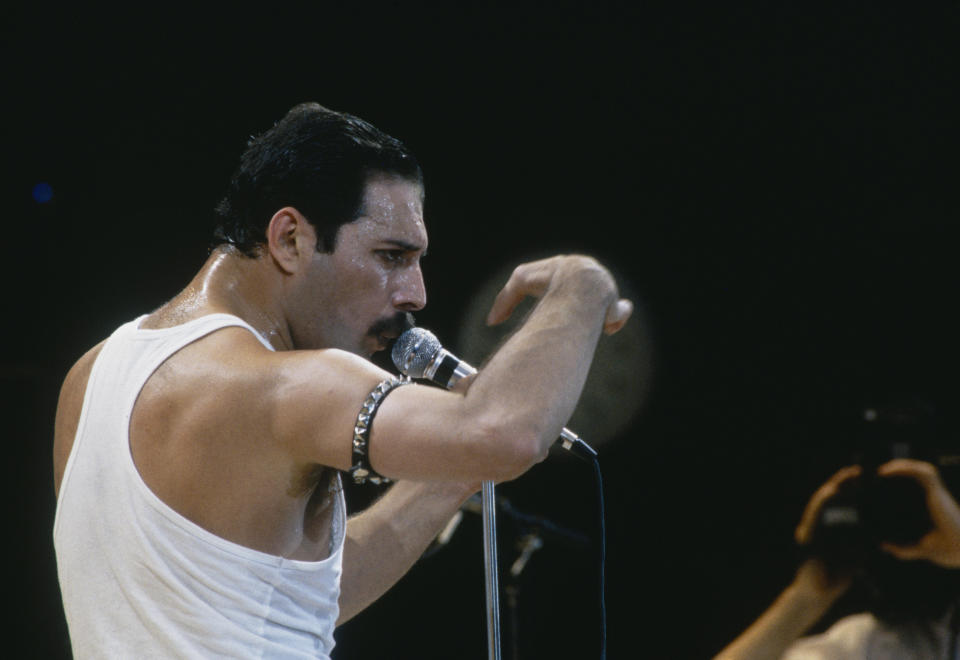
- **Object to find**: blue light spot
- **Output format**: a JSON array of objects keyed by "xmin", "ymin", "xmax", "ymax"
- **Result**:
[{"xmin": 32, "ymin": 182, "xmax": 54, "ymax": 204}]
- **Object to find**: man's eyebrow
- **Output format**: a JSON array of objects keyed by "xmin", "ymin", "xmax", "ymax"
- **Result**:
[{"xmin": 383, "ymin": 239, "xmax": 428, "ymax": 255}]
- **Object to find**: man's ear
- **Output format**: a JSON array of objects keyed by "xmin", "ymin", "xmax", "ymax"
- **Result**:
[{"xmin": 266, "ymin": 207, "xmax": 315, "ymax": 274}]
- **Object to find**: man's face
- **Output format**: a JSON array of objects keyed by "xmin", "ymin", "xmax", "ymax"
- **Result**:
[{"xmin": 291, "ymin": 175, "xmax": 428, "ymax": 356}]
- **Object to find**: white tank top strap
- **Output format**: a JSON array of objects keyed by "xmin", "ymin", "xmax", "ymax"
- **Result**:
[{"xmin": 133, "ymin": 312, "xmax": 276, "ymax": 352}]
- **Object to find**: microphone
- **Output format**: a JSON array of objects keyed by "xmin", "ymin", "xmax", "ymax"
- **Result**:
[{"xmin": 391, "ymin": 327, "xmax": 598, "ymax": 461}]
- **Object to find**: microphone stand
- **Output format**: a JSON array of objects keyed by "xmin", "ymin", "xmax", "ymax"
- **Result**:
[
  {"xmin": 482, "ymin": 480, "xmax": 502, "ymax": 660},
  {"xmin": 456, "ymin": 488, "xmax": 592, "ymax": 660},
  {"xmin": 479, "ymin": 486, "xmax": 588, "ymax": 660}
]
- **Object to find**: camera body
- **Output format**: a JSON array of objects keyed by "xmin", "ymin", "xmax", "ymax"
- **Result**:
[
  {"xmin": 810, "ymin": 468, "xmax": 932, "ymax": 568},
  {"xmin": 805, "ymin": 396, "xmax": 960, "ymax": 622}
]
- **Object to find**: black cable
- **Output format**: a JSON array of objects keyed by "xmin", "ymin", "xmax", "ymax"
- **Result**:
[
  {"xmin": 949, "ymin": 598, "xmax": 959, "ymax": 660},
  {"xmin": 419, "ymin": 456, "xmax": 609, "ymax": 658},
  {"xmin": 593, "ymin": 457, "xmax": 607, "ymax": 660}
]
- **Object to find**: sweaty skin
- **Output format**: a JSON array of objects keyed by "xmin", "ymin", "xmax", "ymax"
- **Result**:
[{"xmin": 54, "ymin": 174, "xmax": 634, "ymax": 623}]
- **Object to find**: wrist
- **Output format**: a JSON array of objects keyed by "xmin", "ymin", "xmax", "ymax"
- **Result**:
[
  {"xmin": 788, "ymin": 561, "xmax": 850, "ymax": 611},
  {"xmin": 550, "ymin": 256, "xmax": 617, "ymax": 307}
]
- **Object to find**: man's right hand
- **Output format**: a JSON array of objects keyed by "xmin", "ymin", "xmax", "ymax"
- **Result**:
[{"xmin": 485, "ymin": 255, "xmax": 633, "ymax": 335}]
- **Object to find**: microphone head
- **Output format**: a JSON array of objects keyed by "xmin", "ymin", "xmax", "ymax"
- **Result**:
[{"xmin": 391, "ymin": 327, "xmax": 442, "ymax": 378}]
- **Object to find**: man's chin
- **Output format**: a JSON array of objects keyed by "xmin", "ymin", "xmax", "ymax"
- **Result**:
[{"xmin": 360, "ymin": 335, "xmax": 387, "ymax": 358}]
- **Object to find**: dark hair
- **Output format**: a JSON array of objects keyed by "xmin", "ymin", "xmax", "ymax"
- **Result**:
[{"xmin": 212, "ymin": 102, "xmax": 422, "ymax": 256}]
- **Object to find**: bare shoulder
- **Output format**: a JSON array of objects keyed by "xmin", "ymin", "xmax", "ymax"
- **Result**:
[
  {"xmin": 231, "ymin": 336, "xmax": 394, "ymax": 471},
  {"xmin": 53, "ymin": 340, "xmax": 107, "ymax": 496},
  {"xmin": 52, "ymin": 321, "xmax": 403, "ymax": 500},
  {"xmin": 136, "ymin": 326, "xmax": 393, "ymax": 474}
]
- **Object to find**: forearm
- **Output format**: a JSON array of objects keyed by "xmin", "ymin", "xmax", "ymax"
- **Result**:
[
  {"xmin": 714, "ymin": 578, "xmax": 840, "ymax": 660},
  {"xmin": 463, "ymin": 259, "xmax": 616, "ymax": 456},
  {"xmin": 337, "ymin": 480, "xmax": 476, "ymax": 624},
  {"xmin": 367, "ymin": 255, "xmax": 627, "ymax": 483}
]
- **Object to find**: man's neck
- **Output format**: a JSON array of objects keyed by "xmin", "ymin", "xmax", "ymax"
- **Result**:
[{"xmin": 145, "ymin": 246, "xmax": 295, "ymax": 351}]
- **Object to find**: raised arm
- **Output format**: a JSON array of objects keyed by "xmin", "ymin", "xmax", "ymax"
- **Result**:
[
  {"xmin": 267, "ymin": 254, "xmax": 631, "ymax": 484},
  {"xmin": 370, "ymin": 255, "xmax": 631, "ymax": 482},
  {"xmin": 713, "ymin": 466, "xmax": 860, "ymax": 660}
]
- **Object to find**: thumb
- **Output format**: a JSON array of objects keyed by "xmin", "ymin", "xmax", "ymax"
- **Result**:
[{"xmin": 603, "ymin": 299, "xmax": 633, "ymax": 335}]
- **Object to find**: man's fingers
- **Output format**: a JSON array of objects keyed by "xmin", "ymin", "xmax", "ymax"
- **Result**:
[
  {"xmin": 877, "ymin": 458, "xmax": 939, "ymax": 487},
  {"xmin": 485, "ymin": 261, "xmax": 554, "ymax": 325},
  {"xmin": 486, "ymin": 286, "xmax": 522, "ymax": 326}
]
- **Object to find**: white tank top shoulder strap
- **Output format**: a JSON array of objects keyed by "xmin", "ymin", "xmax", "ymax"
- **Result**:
[{"xmin": 132, "ymin": 313, "xmax": 276, "ymax": 352}]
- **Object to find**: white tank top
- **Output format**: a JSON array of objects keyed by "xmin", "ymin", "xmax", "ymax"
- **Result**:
[{"xmin": 54, "ymin": 314, "xmax": 345, "ymax": 659}]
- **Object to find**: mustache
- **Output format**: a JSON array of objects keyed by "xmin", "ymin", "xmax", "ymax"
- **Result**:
[{"xmin": 367, "ymin": 312, "xmax": 416, "ymax": 339}]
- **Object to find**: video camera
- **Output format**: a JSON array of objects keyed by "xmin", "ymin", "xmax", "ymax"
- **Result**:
[
  {"xmin": 808, "ymin": 397, "xmax": 949, "ymax": 569},
  {"xmin": 806, "ymin": 395, "xmax": 960, "ymax": 621}
]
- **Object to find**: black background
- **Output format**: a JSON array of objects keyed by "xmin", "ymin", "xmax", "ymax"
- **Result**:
[{"xmin": 3, "ymin": 3, "xmax": 957, "ymax": 658}]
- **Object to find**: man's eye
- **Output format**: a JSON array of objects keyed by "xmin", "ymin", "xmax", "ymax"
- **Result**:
[{"xmin": 376, "ymin": 250, "xmax": 405, "ymax": 264}]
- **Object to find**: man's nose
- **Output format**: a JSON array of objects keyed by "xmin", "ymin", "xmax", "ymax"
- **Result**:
[{"xmin": 392, "ymin": 264, "xmax": 427, "ymax": 311}]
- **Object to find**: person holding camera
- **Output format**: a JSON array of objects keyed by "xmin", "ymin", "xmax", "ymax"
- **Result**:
[{"xmin": 715, "ymin": 458, "xmax": 960, "ymax": 659}]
